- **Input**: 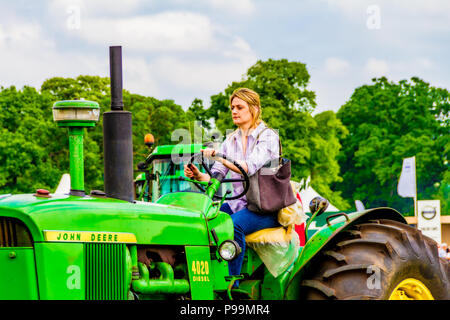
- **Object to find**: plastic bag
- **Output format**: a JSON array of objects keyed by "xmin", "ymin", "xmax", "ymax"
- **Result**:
[
  {"xmin": 246, "ymin": 226, "xmax": 300, "ymax": 278},
  {"xmin": 277, "ymin": 181, "xmax": 307, "ymax": 227}
]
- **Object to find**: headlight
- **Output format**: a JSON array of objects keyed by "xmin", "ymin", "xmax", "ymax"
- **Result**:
[{"xmin": 218, "ymin": 240, "xmax": 241, "ymax": 261}]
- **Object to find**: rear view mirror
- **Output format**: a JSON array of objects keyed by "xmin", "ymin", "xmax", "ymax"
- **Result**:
[{"xmin": 309, "ymin": 196, "xmax": 329, "ymax": 216}]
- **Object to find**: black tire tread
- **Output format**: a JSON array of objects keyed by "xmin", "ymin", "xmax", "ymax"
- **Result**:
[
  {"xmin": 300, "ymin": 219, "xmax": 450, "ymax": 300},
  {"xmin": 301, "ymin": 280, "xmax": 336, "ymax": 298}
]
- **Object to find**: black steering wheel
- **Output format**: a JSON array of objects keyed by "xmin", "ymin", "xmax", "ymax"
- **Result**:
[{"xmin": 188, "ymin": 152, "xmax": 250, "ymax": 200}]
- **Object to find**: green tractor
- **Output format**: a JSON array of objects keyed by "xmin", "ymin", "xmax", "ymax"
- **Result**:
[{"xmin": 0, "ymin": 47, "xmax": 448, "ymax": 300}]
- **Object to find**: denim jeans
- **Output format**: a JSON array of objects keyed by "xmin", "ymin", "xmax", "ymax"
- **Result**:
[{"xmin": 220, "ymin": 202, "xmax": 280, "ymax": 287}]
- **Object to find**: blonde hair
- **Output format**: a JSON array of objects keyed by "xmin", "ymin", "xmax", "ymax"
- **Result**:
[{"xmin": 229, "ymin": 88, "xmax": 262, "ymax": 128}]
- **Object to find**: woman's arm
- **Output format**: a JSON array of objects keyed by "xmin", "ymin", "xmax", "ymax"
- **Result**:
[
  {"xmin": 216, "ymin": 157, "xmax": 248, "ymax": 174},
  {"xmin": 202, "ymin": 148, "xmax": 248, "ymax": 175}
]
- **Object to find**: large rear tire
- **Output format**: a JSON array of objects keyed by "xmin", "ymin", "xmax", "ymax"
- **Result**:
[{"xmin": 300, "ymin": 219, "xmax": 450, "ymax": 300}]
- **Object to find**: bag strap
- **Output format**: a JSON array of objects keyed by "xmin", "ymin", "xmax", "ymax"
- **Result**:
[{"xmin": 250, "ymin": 124, "xmax": 282, "ymax": 157}]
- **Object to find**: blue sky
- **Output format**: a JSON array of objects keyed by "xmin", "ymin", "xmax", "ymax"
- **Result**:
[{"xmin": 1, "ymin": 0, "xmax": 449, "ymax": 114}]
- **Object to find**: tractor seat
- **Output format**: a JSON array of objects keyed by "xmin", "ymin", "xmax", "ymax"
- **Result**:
[{"xmin": 245, "ymin": 225, "xmax": 294, "ymax": 244}]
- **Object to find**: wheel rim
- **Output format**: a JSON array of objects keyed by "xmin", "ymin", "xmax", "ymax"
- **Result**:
[{"xmin": 389, "ymin": 278, "xmax": 434, "ymax": 300}]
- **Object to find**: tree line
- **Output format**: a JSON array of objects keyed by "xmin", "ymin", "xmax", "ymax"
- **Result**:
[{"xmin": 0, "ymin": 59, "xmax": 448, "ymax": 214}]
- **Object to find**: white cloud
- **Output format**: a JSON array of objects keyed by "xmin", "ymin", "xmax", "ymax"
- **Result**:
[
  {"xmin": 325, "ymin": 0, "xmax": 450, "ymax": 32},
  {"xmin": 416, "ymin": 58, "xmax": 433, "ymax": 70},
  {"xmin": 149, "ymin": 55, "xmax": 256, "ymax": 91},
  {"xmin": 172, "ymin": 0, "xmax": 256, "ymax": 15},
  {"xmin": 75, "ymin": 12, "xmax": 223, "ymax": 53},
  {"xmin": 326, "ymin": 0, "xmax": 450, "ymax": 16},
  {"xmin": 207, "ymin": 0, "xmax": 255, "ymax": 15},
  {"xmin": 0, "ymin": 23, "xmax": 55, "ymax": 50},
  {"xmin": 324, "ymin": 57, "xmax": 350, "ymax": 75},
  {"xmin": 0, "ymin": 18, "xmax": 105, "ymax": 89},
  {"xmin": 49, "ymin": 0, "xmax": 145, "ymax": 16},
  {"xmin": 365, "ymin": 58, "xmax": 389, "ymax": 77}
]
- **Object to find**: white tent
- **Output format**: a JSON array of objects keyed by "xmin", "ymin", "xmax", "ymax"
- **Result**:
[
  {"xmin": 54, "ymin": 173, "xmax": 71, "ymax": 194},
  {"xmin": 293, "ymin": 177, "xmax": 340, "ymax": 213}
]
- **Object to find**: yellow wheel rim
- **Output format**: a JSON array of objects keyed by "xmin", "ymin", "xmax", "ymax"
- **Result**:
[{"xmin": 389, "ymin": 278, "xmax": 434, "ymax": 300}]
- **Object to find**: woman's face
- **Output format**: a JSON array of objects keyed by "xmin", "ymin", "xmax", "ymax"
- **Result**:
[{"xmin": 230, "ymin": 97, "xmax": 253, "ymax": 128}]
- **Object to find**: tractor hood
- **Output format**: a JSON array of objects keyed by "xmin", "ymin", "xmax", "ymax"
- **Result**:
[{"xmin": 0, "ymin": 193, "xmax": 213, "ymax": 246}]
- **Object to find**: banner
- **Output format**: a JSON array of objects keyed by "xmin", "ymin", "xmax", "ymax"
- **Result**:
[
  {"xmin": 417, "ymin": 200, "xmax": 441, "ymax": 243},
  {"xmin": 397, "ymin": 156, "xmax": 416, "ymax": 198}
]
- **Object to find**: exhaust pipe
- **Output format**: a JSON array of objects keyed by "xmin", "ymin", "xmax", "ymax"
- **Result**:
[{"xmin": 103, "ymin": 46, "xmax": 134, "ymax": 202}]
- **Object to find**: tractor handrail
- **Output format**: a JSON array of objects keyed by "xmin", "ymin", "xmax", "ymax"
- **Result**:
[{"xmin": 326, "ymin": 212, "xmax": 350, "ymax": 226}]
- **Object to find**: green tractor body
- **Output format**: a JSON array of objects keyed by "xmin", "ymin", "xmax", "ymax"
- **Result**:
[
  {"xmin": 1, "ymin": 47, "xmax": 448, "ymax": 300},
  {"xmin": 0, "ymin": 163, "xmax": 414, "ymax": 300}
]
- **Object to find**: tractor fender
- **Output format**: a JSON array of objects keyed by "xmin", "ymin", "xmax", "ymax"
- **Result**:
[{"xmin": 284, "ymin": 207, "xmax": 407, "ymax": 299}]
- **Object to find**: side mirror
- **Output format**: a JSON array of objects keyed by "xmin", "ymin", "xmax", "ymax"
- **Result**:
[{"xmin": 309, "ymin": 196, "xmax": 329, "ymax": 216}]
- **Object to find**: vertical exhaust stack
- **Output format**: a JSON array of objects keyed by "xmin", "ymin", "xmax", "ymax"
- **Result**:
[{"xmin": 103, "ymin": 46, "xmax": 134, "ymax": 202}]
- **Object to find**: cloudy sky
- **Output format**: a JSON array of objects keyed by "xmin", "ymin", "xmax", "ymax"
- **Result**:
[{"xmin": 0, "ymin": 0, "xmax": 449, "ymax": 114}]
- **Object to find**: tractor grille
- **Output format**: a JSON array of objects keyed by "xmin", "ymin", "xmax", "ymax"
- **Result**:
[
  {"xmin": 0, "ymin": 217, "xmax": 32, "ymax": 247},
  {"xmin": 84, "ymin": 243, "xmax": 128, "ymax": 300}
]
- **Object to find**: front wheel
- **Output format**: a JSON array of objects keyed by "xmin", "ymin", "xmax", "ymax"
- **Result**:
[{"xmin": 300, "ymin": 219, "xmax": 450, "ymax": 300}]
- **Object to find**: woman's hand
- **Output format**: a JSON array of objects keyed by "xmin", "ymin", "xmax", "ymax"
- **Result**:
[
  {"xmin": 183, "ymin": 163, "xmax": 210, "ymax": 182},
  {"xmin": 184, "ymin": 163, "xmax": 200, "ymax": 179}
]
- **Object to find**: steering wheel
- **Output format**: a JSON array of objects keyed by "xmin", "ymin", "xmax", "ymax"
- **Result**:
[{"xmin": 188, "ymin": 152, "xmax": 250, "ymax": 200}]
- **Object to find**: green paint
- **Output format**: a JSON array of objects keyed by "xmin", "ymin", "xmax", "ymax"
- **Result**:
[
  {"xmin": 57, "ymin": 121, "xmax": 96, "ymax": 127},
  {"xmin": 132, "ymin": 262, "xmax": 190, "ymax": 296},
  {"xmin": 206, "ymin": 178, "xmax": 221, "ymax": 199},
  {"xmin": 68, "ymin": 127, "xmax": 85, "ymax": 192},
  {"xmin": 53, "ymin": 100, "xmax": 100, "ymax": 109},
  {"xmin": 0, "ymin": 194, "xmax": 212, "ymax": 246},
  {"xmin": 185, "ymin": 246, "xmax": 215, "ymax": 300},
  {"xmin": 34, "ymin": 243, "xmax": 85, "ymax": 300},
  {"xmin": 0, "ymin": 248, "xmax": 38, "ymax": 300},
  {"xmin": 151, "ymin": 144, "xmax": 203, "ymax": 158}
]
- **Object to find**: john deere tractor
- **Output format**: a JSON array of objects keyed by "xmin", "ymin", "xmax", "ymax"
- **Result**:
[{"xmin": 0, "ymin": 47, "xmax": 448, "ymax": 300}]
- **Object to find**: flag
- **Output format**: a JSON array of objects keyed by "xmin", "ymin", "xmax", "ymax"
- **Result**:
[{"xmin": 397, "ymin": 156, "xmax": 416, "ymax": 198}]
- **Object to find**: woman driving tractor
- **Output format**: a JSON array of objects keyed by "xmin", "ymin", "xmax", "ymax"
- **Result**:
[{"xmin": 184, "ymin": 87, "xmax": 281, "ymax": 287}]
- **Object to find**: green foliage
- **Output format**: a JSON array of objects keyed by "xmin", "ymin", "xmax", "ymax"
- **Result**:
[
  {"xmin": 0, "ymin": 75, "xmax": 191, "ymax": 194},
  {"xmin": 0, "ymin": 85, "xmax": 67, "ymax": 193},
  {"xmin": 335, "ymin": 77, "xmax": 450, "ymax": 214},
  {"xmin": 187, "ymin": 98, "xmax": 211, "ymax": 130},
  {"xmin": 208, "ymin": 59, "xmax": 350, "ymax": 209}
]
